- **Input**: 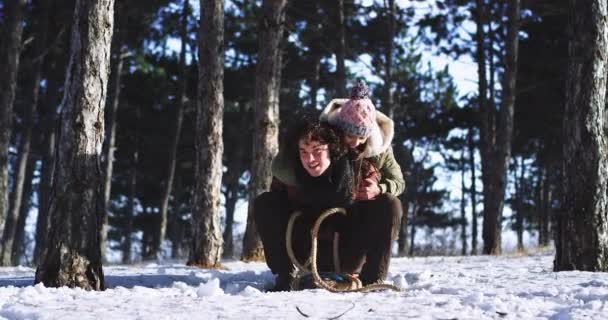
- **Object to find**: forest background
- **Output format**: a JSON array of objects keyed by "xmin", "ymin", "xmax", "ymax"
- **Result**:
[{"xmin": 0, "ymin": 0, "xmax": 570, "ymax": 269}]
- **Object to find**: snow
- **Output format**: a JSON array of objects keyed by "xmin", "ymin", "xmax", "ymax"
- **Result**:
[{"xmin": 1, "ymin": 251, "xmax": 608, "ymax": 319}]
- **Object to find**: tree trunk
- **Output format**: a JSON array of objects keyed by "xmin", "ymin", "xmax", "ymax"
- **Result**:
[
  {"xmin": 189, "ymin": 0, "xmax": 224, "ymax": 268},
  {"xmin": 409, "ymin": 202, "xmax": 417, "ymax": 256},
  {"xmin": 515, "ymin": 157, "xmax": 525, "ymax": 252},
  {"xmin": 384, "ymin": 0, "xmax": 395, "ymax": 119},
  {"xmin": 309, "ymin": 51, "xmax": 321, "ymax": 109},
  {"xmin": 479, "ymin": 0, "xmax": 519, "ymax": 255},
  {"xmin": 241, "ymin": 0, "xmax": 288, "ymax": 262},
  {"xmin": 539, "ymin": 167, "xmax": 551, "ymax": 247},
  {"xmin": 34, "ymin": 56, "xmax": 62, "ymax": 265},
  {"xmin": 460, "ymin": 147, "xmax": 467, "ymax": 256},
  {"xmin": 170, "ymin": 173, "xmax": 183, "ymax": 259},
  {"xmin": 34, "ymin": 0, "xmax": 114, "ymax": 290},
  {"xmin": 335, "ymin": 0, "xmax": 347, "ymax": 97},
  {"xmin": 0, "ymin": 0, "xmax": 27, "ymax": 240},
  {"xmin": 468, "ymin": 127, "xmax": 478, "ymax": 255},
  {"xmin": 0, "ymin": 0, "xmax": 48, "ymax": 264},
  {"xmin": 123, "ymin": 108, "xmax": 139, "ymax": 264},
  {"xmin": 12, "ymin": 156, "xmax": 35, "ymax": 265},
  {"xmin": 0, "ymin": 127, "xmax": 33, "ymax": 266},
  {"xmin": 397, "ymin": 199, "xmax": 409, "ymax": 256},
  {"xmin": 555, "ymin": 0, "xmax": 608, "ymax": 272},
  {"xmin": 222, "ymin": 176, "xmax": 239, "ymax": 259},
  {"xmin": 154, "ymin": 1, "xmax": 189, "ymax": 259},
  {"xmin": 101, "ymin": 27, "xmax": 125, "ymax": 264},
  {"xmin": 473, "ymin": 0, "xmax": 490, "ymax": 256}
]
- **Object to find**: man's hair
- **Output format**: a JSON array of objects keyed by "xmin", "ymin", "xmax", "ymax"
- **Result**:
[{"xmin": 288, "ymin": 115, "xmax": 346, "ymax": 162}]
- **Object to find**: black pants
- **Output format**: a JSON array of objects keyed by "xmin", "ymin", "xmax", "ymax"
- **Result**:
[{"xmin": 254, "ymin": 191, "xmax": 402, "ymax": 285}]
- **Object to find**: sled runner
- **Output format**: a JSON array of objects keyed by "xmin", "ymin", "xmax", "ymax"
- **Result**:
[{"xmin": 286, "ymin": 207, "xmax": 401, "ymax": 293}]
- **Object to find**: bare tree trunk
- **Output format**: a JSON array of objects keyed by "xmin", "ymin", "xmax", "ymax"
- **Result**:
[
  {"xmin": 384, "ymin": 0, "xmax": 396, "ymax": 119},
  {"xmin": 188, "ymin": 0, "xmax": 224, "ymax": 268},
  {"xmin": 0, "ymin": 0, "xmax": 27, "ymax": 239},
  {"xmin": 101, "ymin": 25, "xmax": 125, "ymax": 264},
  {"xmin": 460, "ymin": 147, "xmax": 467, "ymax": 256},
  {"xmin": 12, "ymin": 156, "xmax": 35, "ymax": 265},
  {"xmin": 468, "ymin": 127, "xmax": 478, "ymax": 255},
  {"xmin": 123, "ymin": 108, "xmax": 139, "ymax": 264},
  {"xmin": 539, "ymin": 167, "xmax": 551, "ymax": 247},
  {"xmin": 34, "ymin": 0, "xmax": 114, "ymax": 290},
  {"xmin": 335, "ymin": 0, "xmax": 346, "ymax": 97},
  {"xmin": 34, "ymin": 74, "xmax": 61, "ymax": 266},
  {"xmin": 0, "ymin": 0, "xmax": 49, "ymax": 264},
  {"xmin": 397, "ymin": 199, "xmax": 409, "ymax": 256},
  {"xmin": 479, "ymin": 0, "xmax": 519, "ymax": 255},
  {"xmin": 473, "ymin": 0, "xmax": 490, "ymax": 256},
  {"xmin": 222, "ymin": 177, "xmax": 239, "ymax": 258},
  {"xmin": 34, "ymin": 57, "xmax": 62, "ymax": 265},
  {"xmin": 409, "ymin": 202, "xmax": 417, "ymax": 256},
  {"xmin": 241, "ymin": 0, "xmax": 288, "ymax": 262},
  {"xmin": 309, "ymin": 52, "xmax": 321, "ymax": 109},
  {"xmin": 555, "ymin": 0, "xmax": 608, "ymax": 272},
  {"xmin": 170, "ymin": 172, "xmax": 183, "ymax": 259},
  {"xmin": 154, "ymin": 1, "xmax": 189, "ymax": 259},
  {"xmin": 515, "ymin": 157, "xmax": 525, "ymax": 252}
]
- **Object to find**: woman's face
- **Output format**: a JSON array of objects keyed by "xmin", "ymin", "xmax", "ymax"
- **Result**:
[
  {"xmin": 298, "ymin": 137, "xmax": 331, "ymax": 177},
  {"xmin": 344, "ymin": 134, "xmax": 368, "ymax": 149}
]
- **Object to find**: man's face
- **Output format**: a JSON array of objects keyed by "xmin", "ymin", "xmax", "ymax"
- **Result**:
[
  {"xmin": 298, "ymin": 138, "xmax": 331, "ymax": 177},
  {"xmin": 344, "ymin": 134, "xmax": 368, "ymax": 149}
]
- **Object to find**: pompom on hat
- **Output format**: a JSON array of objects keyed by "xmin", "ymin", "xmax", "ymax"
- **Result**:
[{"xmin": 332, "ymin": 81, "xmax": 377, "ymax": 137}]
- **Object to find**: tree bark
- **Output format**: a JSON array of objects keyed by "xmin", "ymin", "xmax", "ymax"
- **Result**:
[
  {"xmin": 34, "ymin": 56, "xmax": 62, "ymax": 265},
  {"xmin": 12, "ymin": 156, "xmax": 35, "ymax": 265},
  {"xmin": 154, "ymin": 1, "xmax": 189, "ymax": 259},
  {"xmin": 0, "ymin": 0, "xmax": 27, "ymax": 240},
  {"xmin": 409, "ymin": 202, "xmax": 418, "ymax": 256},
  {"xmin": 309, "ymin": 51, "xmax": 321, "ymax": 109},
  {"xmin": 479, "ymin": 0, "xmax": 519, "ymax": 255},
  {"xmin": 34, "ymin": 0, "xmax": 114, "ymax": 290},
  {"xmin": 170, "ymin": 172, "xmax": 183, "ymax": 259},
  {"xmin": 222, "ymin": 176, "xmax": 239, "ymax": 258},
  {"xmin": 397, "ymin": 199, "xmax": 409, "ymax": 256},
  {"xmin": 188, "ymin": 0, "xmax": 224, "ymax": 268},
  {"xmin": 123, "ymin": 107, "xmax": 139, "ymax": 264},
  {"xmin": 555, "ymin": 0, "xmax": 608, "ymax": 272},
  {"xmin": 460, "ymin": 147, "xmax": 468, "ymax": 256},
  {"xmin": 384, "ymin": 0, "xmax": 396, "ymax": 119},
  {"xmin": 468, "ymin": 127, "xmax": 478, "ymax": 255},
  {"xmin": 241, "ymin": 0, "xmax": 288, "ymax": 262},
  {"xmin": 538, "ymin": 166, "xmax": 551, "ymax": 247},
  {"xmin": 101, "ymin": 23, "xmax": 125, "ymax": 264},
  {"xmin": 335, "ymin": 0, "xmax": 347, "ymax": 97},
  {"xmin": 515, "ymin": 157, "xmax": 525, "ymax": 252}
]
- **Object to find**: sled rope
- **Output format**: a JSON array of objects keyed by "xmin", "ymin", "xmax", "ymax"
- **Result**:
[{"xmin": 286, "ymin": 207, "xmax": 400, "ymax": 293}]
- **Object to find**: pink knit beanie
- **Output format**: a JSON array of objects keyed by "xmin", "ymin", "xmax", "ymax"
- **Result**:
[{"xmin": 333, "ymin": 82, "xmax": 376, "ymax": 137}]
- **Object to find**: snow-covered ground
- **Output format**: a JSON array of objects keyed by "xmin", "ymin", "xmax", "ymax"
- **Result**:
[{"xmin": 1, "ymin": 251, "xmax": 607, "ymax": 319}]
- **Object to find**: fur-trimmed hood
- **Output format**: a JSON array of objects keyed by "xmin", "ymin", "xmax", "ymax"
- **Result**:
[{"xmin": 320, "ymin": 99, "xmax": 394, "ymax": 158}]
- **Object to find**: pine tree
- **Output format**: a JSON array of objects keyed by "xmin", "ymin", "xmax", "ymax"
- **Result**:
[
  {"xmin": 35, "ymin": 0, "xmax": 114, "ymax": 289},
  {"xmin": 242, "ymin": 0, "xmax": 288, "ymax": 261},
  {"xmin": 188, "ymin": 0, "xmax": 224, "ymax": 268},
  {"xmin": 555, "ymin": 0, "xmax": 608, "ymax": 271}
]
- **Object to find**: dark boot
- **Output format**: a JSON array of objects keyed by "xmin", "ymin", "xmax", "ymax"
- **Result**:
[{"xmin": 267, "ymin": 273, "xmax": 293, "ymax": 292}]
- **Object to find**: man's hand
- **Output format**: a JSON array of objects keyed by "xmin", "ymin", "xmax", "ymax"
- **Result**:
[{"xmin": 356, "ymin": 178, "xmax": 380, "ymax": 201}]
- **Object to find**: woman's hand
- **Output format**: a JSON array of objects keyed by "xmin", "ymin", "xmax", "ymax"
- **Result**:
[{"xmin": 356, "ymin": 177, "xmax": 380, "ymax": 200}]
